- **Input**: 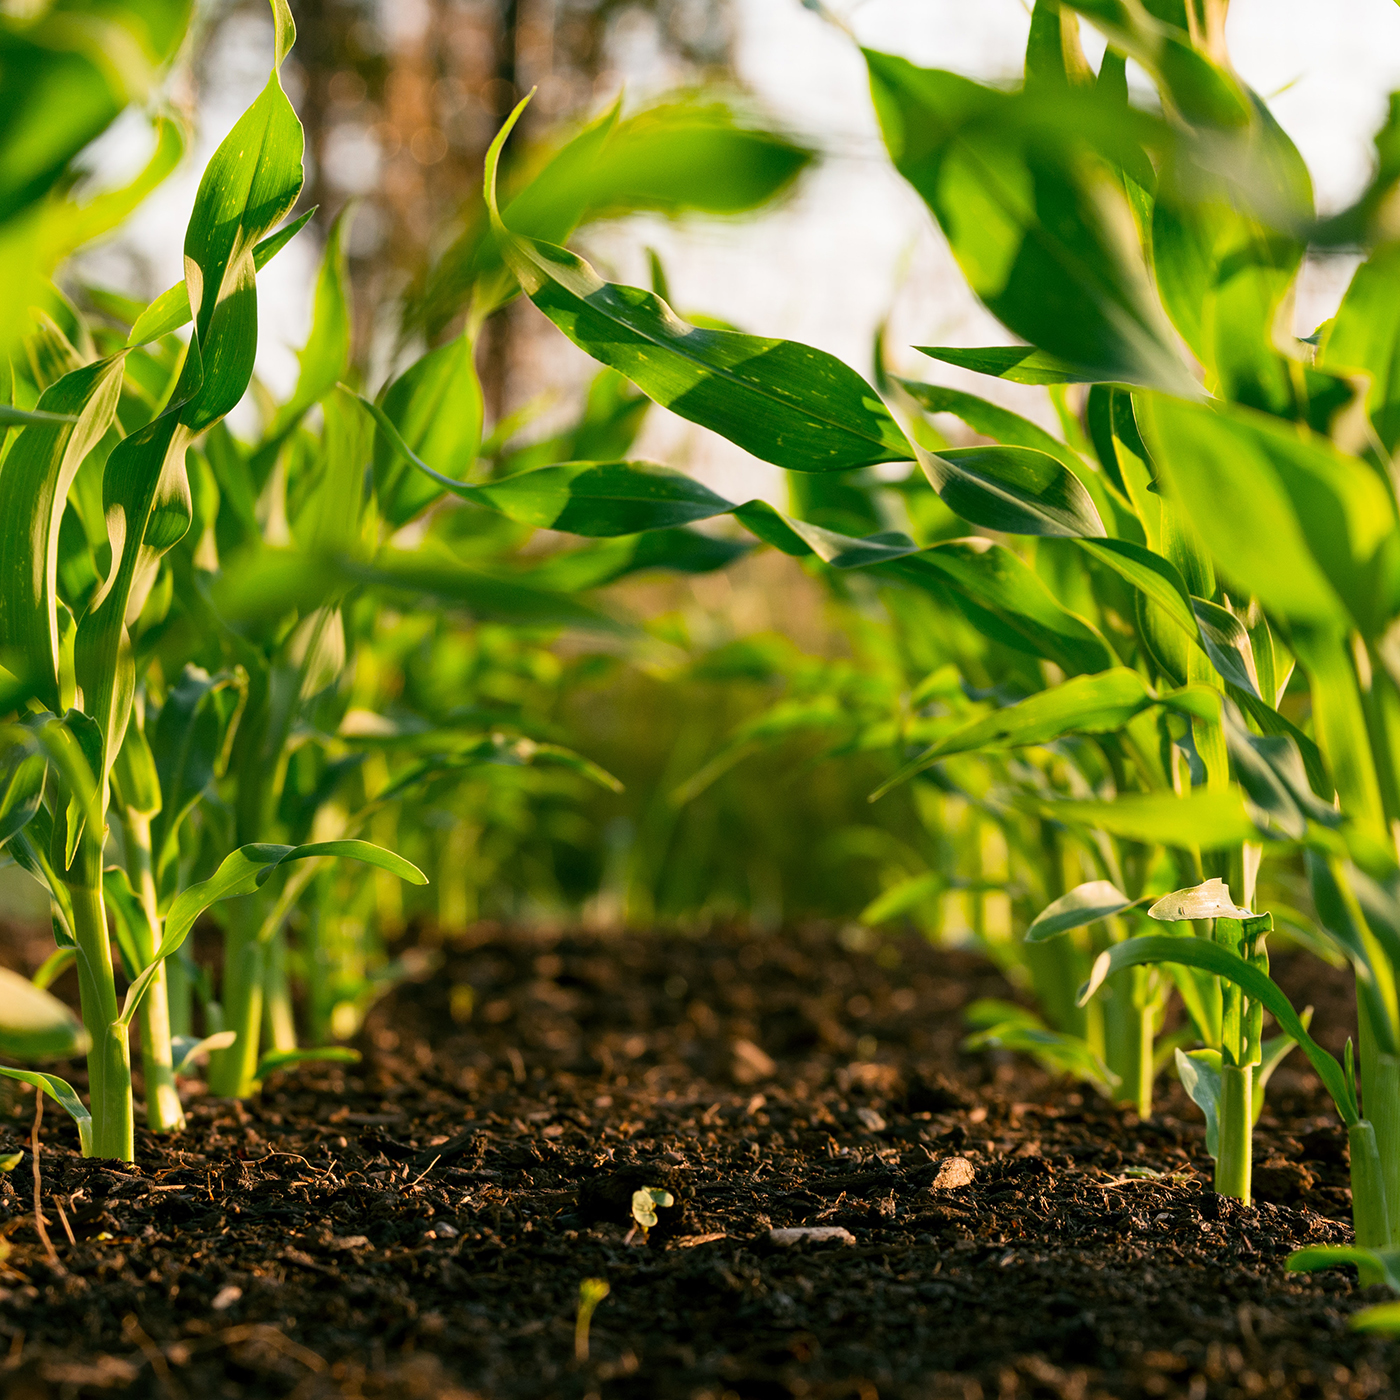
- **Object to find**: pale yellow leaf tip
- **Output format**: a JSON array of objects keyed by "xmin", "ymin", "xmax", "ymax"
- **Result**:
[{"xmin": 270, "ymin": 0, "xmax": 295, "ymax": 70}]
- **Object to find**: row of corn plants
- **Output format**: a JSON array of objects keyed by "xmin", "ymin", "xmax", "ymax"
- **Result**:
[
  {"xmin": 296, "ymin": 0, "xmax": 1400, "ymax": 1267},
  {"xmin": 0, "ymin": 0, "xmax": 827, "ymax": 1159}
]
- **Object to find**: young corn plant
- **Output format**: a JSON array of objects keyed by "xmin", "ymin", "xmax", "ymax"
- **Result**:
[{"xmin": 0, "ymin": 2, "xmax": 425, "ymax": 1159}]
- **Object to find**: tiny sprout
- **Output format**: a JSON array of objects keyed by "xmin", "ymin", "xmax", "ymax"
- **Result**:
[
  {"xmin": 630, "ymin": 1186, "xmax": 673, "ymax": 1234},
  {"xmin": 575, "ymin": 1277, "xmax": 610, "ymax": 1361},
  {"xmin": 0, "ymin": 1152, "xmax": 21, "ymax": 1172}
]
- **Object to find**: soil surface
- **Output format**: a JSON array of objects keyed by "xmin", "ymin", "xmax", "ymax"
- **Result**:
[{"xmin": 0, "ymin": 922, "xmax": 1393, "ymax": 1400}]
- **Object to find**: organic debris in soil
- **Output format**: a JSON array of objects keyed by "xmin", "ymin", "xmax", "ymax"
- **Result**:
[{"xmin": 0, "ymin": 926, "xmax": 1391, "ymax": 1400}]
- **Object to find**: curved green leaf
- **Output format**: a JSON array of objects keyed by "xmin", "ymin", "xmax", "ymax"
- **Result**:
[
  {"xmin": 119, "ymin": 839, "xmax": 426, "ymax": 1026},
  {"xmin": 0, "ymin": 967, "xmax": 89, "ymax": 1061},
  {"xmin": 1030, "ymin": 787, "xmax": 1255, "ymax": 848},
  {"xmin": 867, "ymin": 51, "xmax": 1194, "ymax": 394},
  {"xmin": 1027, "ymin": 879, "xmax": 1141, "ymax": 942},
  {"xmin": 914, "ymin": 345, "xmax": 1099, "ymax": 385},
  {"xmin": 485, "ymin": 98, "xmax": 912, "ymax": 473},
  {"xmin": 0, "ymin": 1068, "xmax": 92, "ymax": 1153},
  {"xmin": 917, "ymin": 443, "xmax": 1106, "ymax": 538},
  {"xmin": 1078, "ymin": 933, "xmax": 1357, "ymax": 1122}
]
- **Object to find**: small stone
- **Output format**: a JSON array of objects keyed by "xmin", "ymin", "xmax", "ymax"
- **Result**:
[
  {"xmin": 328, "ymin": 1234, "xmax": 371, "ymax": 1251},
  {"xmin": 731, "ymin": 1039, "xmax": 777, "ymax": 1085},
  {"xmin": 854, "ymin": 1107, "xmax": 886, "ymax": 1132},
  {"xmin": 434, "ymin": 1221, "xmax": 460, "ymax": 1238},
  {"xmin": 768, "ymin": 1226, "xmax": 856, "ymax": 1247},
  {"xmin": 211, "ymin": 1285, "xmax": 242, "ymax": 1311},
  {"xmin": 928, "ymin": 1156, "xmax": 976, "ymax": 1191}
]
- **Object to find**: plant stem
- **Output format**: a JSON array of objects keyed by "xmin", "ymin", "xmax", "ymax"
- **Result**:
[
  {"xmin": 68, "ymin": 879, "xmax": 133, "ymax": 1161},
  {"xmin": 165, "ymin": 951, "xmax": 193, "ymax": 1038},
  {"xmin": 207, "ymin": 914, "xmax": 265, "ymax": 1099},
  {"xmin": 1350, "ymin": 1119, "xmax": 1393, "ymax": 1248},
  {"xmin": 263, "ymin": 928, "xmax": 297, "ymax": 1053},
  {"xmin": 1215, "ymin": 1063, "xmax": 1252, "ymax": 1204},
  {"xmin": 121, "ymin": 811, "xmax": 184, "ymax": 1133},
  {"xmin": 1358, "ymin": 997, "xmax": 1400, "ymax": 1244},
  {"xmin": 1102, "ymin": 968, "xmax": 1153, "ymax": 1116}
]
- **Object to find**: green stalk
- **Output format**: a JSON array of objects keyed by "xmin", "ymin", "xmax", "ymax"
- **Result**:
[
  {"xmin": 120, "ymin": 810, "xmax": 184, "ymax": 1133},
  {"xmin": 262, "ymin": 927, "xmax": 297, "ymax": 1052},
  {"xmin": 165, "ymin": 951, "xmax": 193, "ymax": 1038},
  {"xmin": 1102, "ymin": 966, "xmax": 1153, "ymax": 1116},
  {"xmin": 208, "ymin": 910, "xmax": 264, "ymax": 1098},
  {"xmin": 1350, "ymin": 1119, "xmax": 1393, "ymax": 1248},
  {"xmin": 1215, "ymin": 1062, "xmax": 1252, "ymax": 1204},
  {"xmin": 1359, "ymin": 1006, "xmax": 1400, "ymax": 1245},
  {"xmin": 68, "ymin": 879, "xmax": 133, "ymax": 1160}
]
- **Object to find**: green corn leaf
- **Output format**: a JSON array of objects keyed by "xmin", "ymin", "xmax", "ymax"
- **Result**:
[
  {"xmin": 896, "ymin": 377, "xmax": 1089, "ymax": 471},
  {"xmin": 1078, "ymin": 933, "xmax": 1356, "ymax": 1123},
  {"xmin": 171, "ymin": 1030, "xmax": 236, "ymax": 1076},
  {"xmin": 119, "ymin": 839, "xmax": 426, "ymax": 1026},
  {"xmin": 372, "ymin": 334, "xmax": 483, "ymax": 528},
  {"xmin": 148, "ymin": 666, "xmax": 247, "ymax": 897},
  {"xmin": 1026, "ymin": 879, "xmax": 1142, "ymax": 942},
  {"xmin": 1351, "ymin": 1301, "xmax": 1400, "ymax": 1332},
  {"xmin": 1321, "ymin": 243, "xmax": 1400, "ymax": 454},
  {"xmin": 1063, "ymin": 2, "xmax": 1252, "ymax": 127},
  {"xmin": 914, "ymin": 345, "xmax": 1101, "ymax": 384},
  {"xmin": 0, "ymin": 404, "xmax": 78, "ymax": 427},
  {"xmin": 871, "ymin": 668, "xmax": 1207, "ymax": 796},
  {"xmin": 1175, "ymin": 1046, "xmax": 1223, "ymax": 1158},
  {"xmin": 0, "ymin": 967, "xmax": 89, "ymax": 1061},
  {"xmin": 1287, "ymin": 1246, "xmax": 1400, "ymax": 1294},
  {"xmin": 0, "ymin": 357, "xmax": 126, "ymax": 711},
  {"xmin": 883, "ymin": 542, "xmax": 1116, "ymax": 676},
  {"xmin": 860, "ymin": 871, "xmax": 945, "ymax": 926},
  {"xmin": 1077, "ymin": 537, "xmax": 1197, "ymax": 639},
  {"xmin": 0, "ymin": 1069, "xmax": 93, "ymax": 1154},
  {"xmin": 126, "ymin": 208, "xmax": 317, "ymax": 347},
  {"xmin": 77, "ymin": 0, "xmax": 304, "ymax": 785},
  {"xmin": 1029, "ymin": 787, "xmax": 1256, "ymax": 849},
  {"xmin": 1192, "ymin": 598, "xmax": 1261, "ymax": 698},
  {"xmin": 963, "ymin": 1001, "xmax": 1119, "ymax": 1097},
  {"xmin": 417, "ymin": 94, "xmax": 813, "ymax": 334},
  {"xmin": 484, "ymin": 98, "xmax": 912, "ymax": 473},
  {"xmin": 867, "ymin": 51, "xmax": 1195, "ymax": 394},
  {"xmin": 259, "ymin": 203, "xmax": 352, "ymax": 449},
  {"xmin": 917, "ymin": 444, "xmax": 1107, "ymax": 538},
  {"xmin": 256, "ymin": 1046, "xmax": 361, "ymax": 1080},
  {"xmin": 1140, "ymin": 394, "xmax": 1397, "ymax": 636},
  {"xmin": 519, "ymin": 529, "xmax": 751, "ymax": 591},
  {"xmin": 0, "ymin": 732, "xmax": 47, "ymax": 849}
]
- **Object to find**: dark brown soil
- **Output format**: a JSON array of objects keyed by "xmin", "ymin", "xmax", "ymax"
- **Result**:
[{"xmin": 0, "ymin": 924, "xmax": 1392, "ymax": 1400}]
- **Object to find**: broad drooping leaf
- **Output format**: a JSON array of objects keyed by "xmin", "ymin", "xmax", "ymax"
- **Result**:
[
  {"xmin": 914, "ymin": 345, "xmax": 1101, "ymax": 385},
  {"xmin": 917, "ymin": 444, "xmax": 1106, "ymax": 538},
  {"xmin": 1147, "ymin": 876, "xmax": 1253, "ymax": 921},
  {"xmin": 866, "ymin": 50, "xmax": 1196, "ymax": 394},
  {"xmin": 484, "ymin": 99, "xmax": 912, "ymax": 474},
  {"xmin": 1140, "ymin": 393, "xmax": 1397, "ymax": 636},
  {"xmin": 0, "ymin": 966, "xmax": 89, "ymax": 1061},
  {"xmin": 1077, "ymin": 933, "xmax": 1357, "ymax": 1124},
  {"xmin": 416, "ymin": 95, "xmax": 814, "ymax": 333}
]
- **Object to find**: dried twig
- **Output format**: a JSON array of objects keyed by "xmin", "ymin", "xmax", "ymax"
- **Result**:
[{"xmin": 30, "ymin": 1092, "xmax": 60, "ymax": 1270}]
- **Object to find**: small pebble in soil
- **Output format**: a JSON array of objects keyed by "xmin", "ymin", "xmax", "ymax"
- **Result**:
[
  {"xmin": 769, "ymin": 1226, "xmax": 857, "ymax": 1246},
  {"xmin": 928, "ymin": 1156, "xmax": 976, "ymax": 1190}
]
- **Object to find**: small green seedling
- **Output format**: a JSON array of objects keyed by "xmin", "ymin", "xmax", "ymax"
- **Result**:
[
  {"xmin": 0, "ymin": 1153, "xmax": 21, "ymax": 1172},
  {"xmin": 574, "ymin": 1277, "xmax": 610, "ymax": 1361},
  {"xmin": 630, "ymin": 1186, "xmax": 673, "ymax": 1235}
]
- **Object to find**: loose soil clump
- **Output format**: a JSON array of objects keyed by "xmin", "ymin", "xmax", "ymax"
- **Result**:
[{"xmin": 0, "ymin": 925, "xmax": 1391, "ymax": 1399}]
